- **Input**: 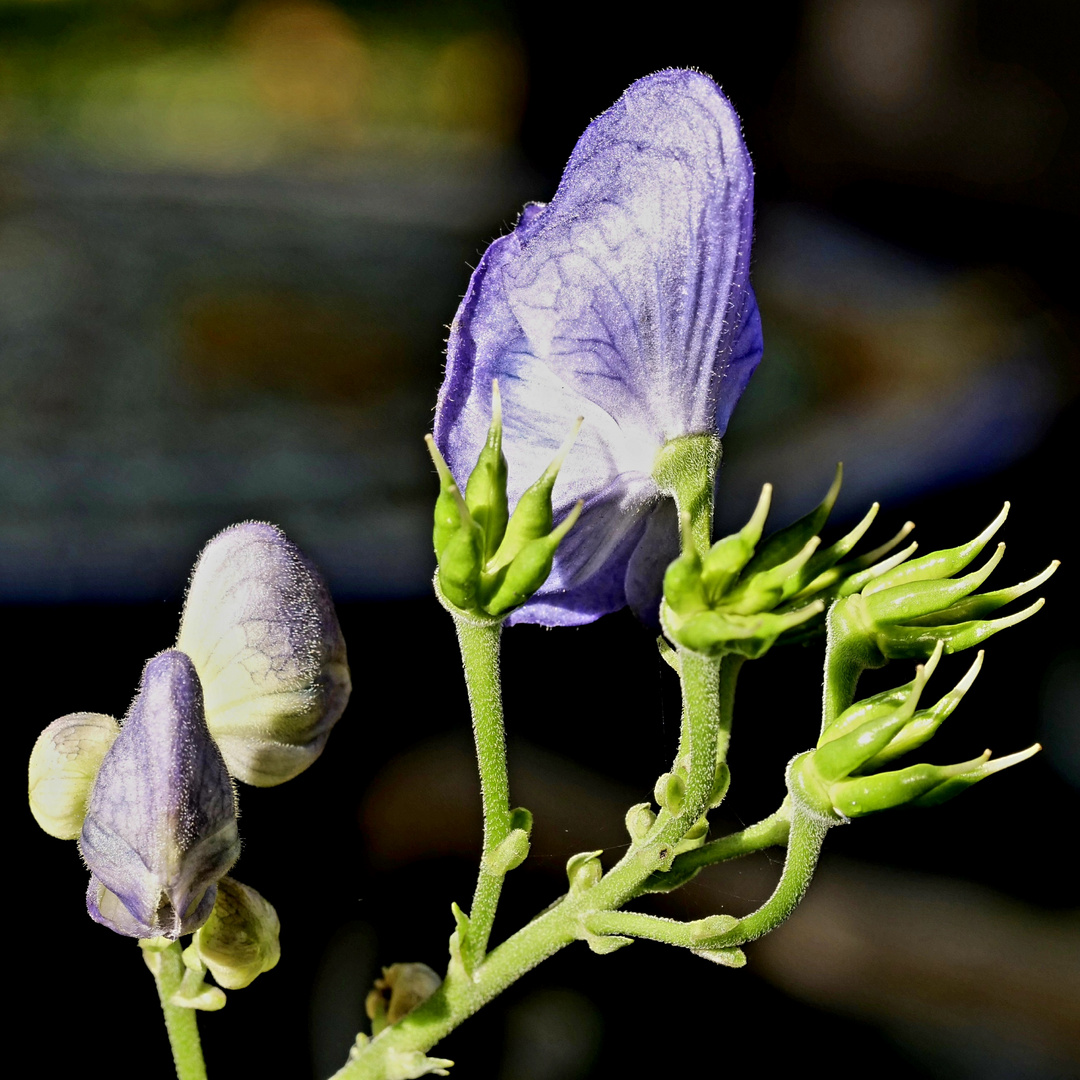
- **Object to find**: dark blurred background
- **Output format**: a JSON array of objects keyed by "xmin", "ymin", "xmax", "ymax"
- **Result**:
[{"xmin": 10, "ymin": 1, "xmax": 1077, "ymax": 1077}]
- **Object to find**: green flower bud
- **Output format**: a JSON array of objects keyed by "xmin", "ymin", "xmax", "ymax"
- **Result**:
[
  {"xmin": 189, "ymin": 877, "xmax": 280, "ymax": 990},
  {"xmin": 425, "ymin": 435, "xmax": 463, "ymax": 562},
  {"xmin": 427, "ymin": 404, "xmax": 582, "ymax": 621},
  {"xmin": 29, "ymin": 713, "xmax": 119, "ymax": 840},
  {"xmin": 625, "ymin": 802, "xmax": 657, "ymax": 843},
  {"xmin": 463, "ymin": 381, "xmax": 509, "ymax": 562},
  {"xmin": 863, "ymin": 543, "xmax": 1005, "ymax": 625},
  {"xmin": 488, "ymin": 417, "xmax": 582, "ymax": 573},
  {"xmin": 661, "ymin": 467, "xmax": 899, "ymax": 658},
  {"xmin": 653, "ymin": 769, "xmax": 686, "ymax": 815},
  {"xmin": 742, "ymin": 464, "xmax": 842, "ymax": 579},
  {"xmin": 483, "ymin": 501, "xmax": 583, "ymax": 616},
  {"xmin": 709, "ymin": 762, "xmax": 731, "ymax": 809},
  {"xmin": 663, "ymin": 514, "xmax": 707, "ymax": 616},
  {"xmin": 826, "ymin": 506, "xmax": 1056, "ymax": 669},
  {"xmin": 857, "ymin": 651, "xmax": 983, "ymax": 771},
  {"xmin": 830, "ymin": 746, "xmax": 1040, "ymax": 816},
  {"xmin": 436, "ymin": 489, "xmax": 486, "ymax": 612},
  {"xmin": 566, "ymin": 850, "xmax": 604, "ymax": 893},
  {"xmin": 791, "ymin": 649, "xmax": 1041, "ymax": 821},
  {"xmin": 863, "ymin": 503, "xmax": 1008, "ymax": 597},
  {"xmin": 700, "ymin": 484, "xmax": 771, "ymax": 601}
]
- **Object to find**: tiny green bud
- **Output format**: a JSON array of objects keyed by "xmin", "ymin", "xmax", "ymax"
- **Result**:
[
  {"xmin": 864, "ymin": 503, "xmax": 1008, "ymax": 596},
  {"xmin": 858, "ymin": 651, "xmax": 983, "ymax": 770},
  {"xmin": 625, "ymin": 802, "xmax": 657, "ymax": 843},
  {"xmin": 912, "ymin": 743, "xmax": 1040, "ymax": 806},
  {"xmin": 425, "ymin": 436, "xmax": 462, "ymax": 561},
  {"xmin": 567, "ymin": 850, "xmax": 604, "ymax": 892},
  {"xmin": 700, "ymin": 483, "xmax": 772, "ymax": 601},
  {"xmin": 436, "ymin": 489, "xmax": 485, "ymax": 611},
  {"xmin": 653, "ymin": 770, "xmax": 686, "ymax": 815},
  {"xmin": 484, "ymin": 501, "xmax": 583, "ymax": 616},
  {"xmin": 813, "ymin": 650, "xmax": 938, "ymax": 782},
  {"xmin": 485, "ymin": 828, "xmax": 530, "ymax": 875},
  {"xmin": 681, "ymin": 815, "xmax": 710, "ymax": 842},
  {"xmin": 190, "ymin": 877, "xmax": 281, "ymax": 990},
  {"xmin": 448, "ymin": 902, "xmax": 471, "ymax": 978},
  {"xmin": 828, "ymin": 752, "xmax": 992, "ymax": 817},
  {"xmin": 463, "ymin": 381, "xmax": 509, "ymax": 562},
  {"xmin": 692, "ymin": 946, "xmax": 747, "ymax": 967},
  {"xmin": 29, "ymin": 713, "xmax": 119, "ymax": 840},
  {"xmin": 663, "ymin": 512, "xmax": 707, "ymax": 615},
  {"xmin": 583, "ymin": 931, "xmax": 633, "ymax": 955},
  {"xmin": 874, "ymin": 598, "xmax": 1045, "ymax": 661},
  {"xmin": 741, "ymin": 464, "xmax": 841, "ymax": 578},
  {"xmin": 863, "ymin": 543, "xmax": 1005, "ymax": 625},
  {"xmin": 488, "ymin": 417, "xmax": 582, "ymax": 573}
]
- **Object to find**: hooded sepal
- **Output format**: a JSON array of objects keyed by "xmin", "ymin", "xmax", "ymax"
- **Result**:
[
  {"xmin": 176, "ymin": 521, "xmax": 351, "ymax": 787},
  {"xmin": 80, "ymin": 650, "xmax": 239, "ymax": 939}
]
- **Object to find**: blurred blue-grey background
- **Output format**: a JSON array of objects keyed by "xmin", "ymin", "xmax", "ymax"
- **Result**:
[{"xmin": 9, "ymin": 2, "xmax": 1077, "ymax": 1078}]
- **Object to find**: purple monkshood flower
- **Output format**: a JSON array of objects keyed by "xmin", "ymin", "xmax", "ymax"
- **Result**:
[
  {"xmin": 434, "ymin": 69, "xmax": 763, "ymax": 626},
  {"xmin": 81, "ymin": 651, "xmax": 240, "ymax": 939},
  {"xmin": 30, "ymin": 521, "xmax": 350, "ymax": 940}
]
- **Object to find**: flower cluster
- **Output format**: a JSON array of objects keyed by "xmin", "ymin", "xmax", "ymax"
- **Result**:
[
  {"xmin": 790, "ymin": 642, "xmax": 1040, "ymax": 820},
  {"xmin": 29, "ymin": 523, "xmax": 350, "ymax": 959}
]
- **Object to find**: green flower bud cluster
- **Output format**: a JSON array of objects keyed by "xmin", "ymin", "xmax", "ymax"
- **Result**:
[
  {"xmin": 790, "ymin": 641, "xmax": 1040, "ymax": 821},
  {"xmin": 828, "ymin": 502, "xmax": 1058, "ymax": 670},
  {"xmin": 427, "ymin": 382, "xmax": 583, "ymax": 620},
  {"xmin": 661, "ymin": 466, "xmax": 918, "ymax": 658}
]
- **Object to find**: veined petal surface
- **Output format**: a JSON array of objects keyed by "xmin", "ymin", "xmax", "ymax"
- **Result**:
[
  {"xmin": 177, "ymin": 522, "xmax": 351, "ymax": 786},
  {"xmin": 435, "ymin": 69, "xmax": 761, "ymax": 625},
  {"xmin": 80, "ymin": 650, "xmax": 239, "ymax": 939}
]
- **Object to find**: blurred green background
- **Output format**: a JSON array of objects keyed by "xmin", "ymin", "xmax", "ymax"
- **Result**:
[{"xmin": 9, "ymin": 2, "xmax": 1077, "ymax": 1078}]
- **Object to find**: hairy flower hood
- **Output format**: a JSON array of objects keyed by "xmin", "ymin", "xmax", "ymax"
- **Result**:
[{"xmin": 434, "ymin": 69, "xmax": 762, "ymax": 626}]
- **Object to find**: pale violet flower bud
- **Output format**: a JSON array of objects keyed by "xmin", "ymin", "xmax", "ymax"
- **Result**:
[
  {"xmin": 29, "ymin": 713, "xmax": 119, "ymax": 840},
  {"xmin": 176, "ymin": 521, "xmax": 351, "ymax": 787},
  {"xmin": 435, "ymin": 70, "xmax": 762, "ymax": 627},
  {"xmin": 81, "ymin": 651, "xmax": 239, "ymax": 939},
  {"xmin": 189, "ymin": 876, "xmax": 280, "ymax": 990}
]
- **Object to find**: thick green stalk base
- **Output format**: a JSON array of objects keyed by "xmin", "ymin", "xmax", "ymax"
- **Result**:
[{"xmin": 147, "ymin": 941, "xmax": 208, "ymax": 1080}]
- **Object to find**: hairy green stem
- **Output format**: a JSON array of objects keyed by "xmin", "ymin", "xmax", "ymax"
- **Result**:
[
  {"xmin": 146, "ymin": 941, "xmax": 208, "ymax": 1080},
  {"xmin": 708, "ymin": 798, "xmax": 830, "ymax": 947},
  {"xmin": 653, "ymin": 803, "xmax": 791, "ymax": 882},
  {"xmin": 338, "ymin": 643, "xmax": 725, "ymax": 1078},
  {"xmin": 453, "ymin": 614, "xmax": 511, "ymax": 967},
  {"xmin": 716, "ymin": 653, "xmax": 745, "ymax": 764}
]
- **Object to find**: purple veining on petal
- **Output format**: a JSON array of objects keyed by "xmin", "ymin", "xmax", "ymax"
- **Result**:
[
  {"xmin": 435, "ymin": 69, "xmax": 762, "ymax": 626},
  {"xmin": 177, "ymin": 521, "xmax": 351, "ymax": 787},
  {"xmin": 80, "ymin": 650, "xmax": 239, "ymax": 939}
]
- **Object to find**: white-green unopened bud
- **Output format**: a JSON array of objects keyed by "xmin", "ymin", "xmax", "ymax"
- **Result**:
[
  {"xmin": 365, "ymin": 963, "xmax": 442, "ymax": 1030},
  {"xmin": 191, "ymin": 877, "xmax": 280, "ymax": 989},
  {"xmin": 29, "ymin": 713, "xmax": 119, "ymax": 839},
  {"xmin": 177, "ymin": 522, "xmax": 351, "ymax": 787}
]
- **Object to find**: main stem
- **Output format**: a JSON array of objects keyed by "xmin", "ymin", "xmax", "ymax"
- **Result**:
[
  {"xmin": 453, "ymin": 614, "xmax": 511, "ymax": 966},
  {"xmin": 149, "ymin": 941, "xmax": 208, "ymax": 1080},
  {"xmin": 336, "ymin": 646, "xmax": 726, "ymax": 1079}
]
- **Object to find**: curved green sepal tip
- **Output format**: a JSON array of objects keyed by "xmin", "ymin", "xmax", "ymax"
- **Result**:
[{"xmin": 427, "ymin": 407, "xmax": 583, "ymax": 620}]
